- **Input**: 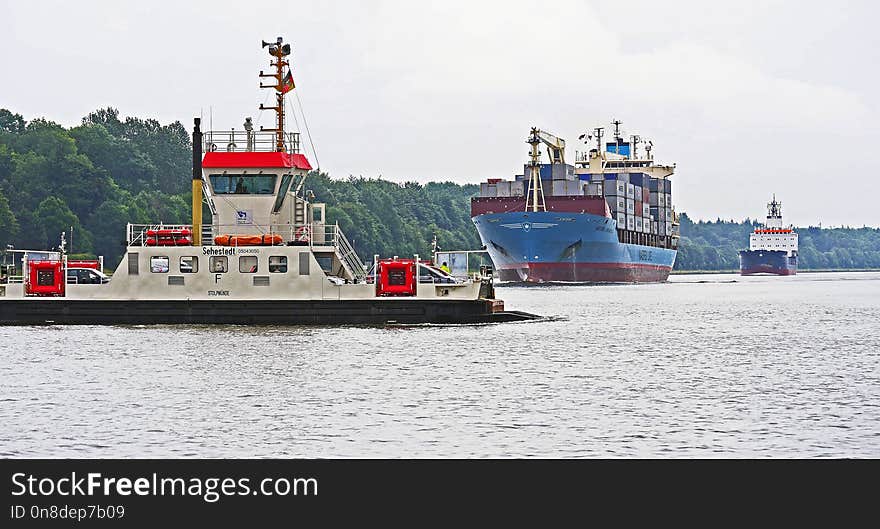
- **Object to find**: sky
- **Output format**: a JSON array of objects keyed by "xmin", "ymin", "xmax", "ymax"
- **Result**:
[{"xmin": 2, "ymin": 0, "xmax": 878, "ymax": 227}]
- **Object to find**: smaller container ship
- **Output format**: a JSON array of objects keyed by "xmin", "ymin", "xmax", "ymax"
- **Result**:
[{"xmin": 739, "ymin": 196, "xmax": 798, "ymax": 275}]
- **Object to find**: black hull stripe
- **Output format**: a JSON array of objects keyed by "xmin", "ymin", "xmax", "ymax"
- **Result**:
[{"xmin": 0, "ymin": 300, "xmax": 538, "ymax": 325}]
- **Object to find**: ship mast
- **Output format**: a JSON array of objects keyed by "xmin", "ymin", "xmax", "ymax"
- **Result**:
[
  {"xmin": 258, "ymin": 37, "xmax": 292, "ymax": 152},
  {"xmin": 526, "ymin": 127, "xmax": 547, "ymax": 212},
  {"xmin": 767, "ymin": 194, "xmax": 782, "ymax": 220}
]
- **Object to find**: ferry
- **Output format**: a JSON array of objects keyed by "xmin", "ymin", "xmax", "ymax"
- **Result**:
[
  {"xmin": 0, "ymin": 38, "xmax": 537, "ymax": 325},
  {"xmin": 739, "ymin": 195, "xmax": 798, "ymax": 275}
]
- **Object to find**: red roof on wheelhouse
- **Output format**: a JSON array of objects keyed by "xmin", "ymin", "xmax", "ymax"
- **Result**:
[{"xmin": 201, "ymin": 151, "xmax": 312, "ymax": 170}]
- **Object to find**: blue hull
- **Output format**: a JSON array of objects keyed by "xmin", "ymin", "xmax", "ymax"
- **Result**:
[
  {"xmin": 739, "ymin": 250, "xmax": 797, "ymax": 275},
  {"xmin": 472, "ymin": 211, "xmax": 677, "ymax": 282}
]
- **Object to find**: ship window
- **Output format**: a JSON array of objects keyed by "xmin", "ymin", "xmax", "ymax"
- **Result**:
[
  {"xmin": 150, "ymin": 256, "xmax": 170, "ymax": 273},
  {"xmin": 210, "ymin": 256, "xmax": 228, "ymax": 273},
  {"xmin": 240, "ymin": 255, "xmax": 258, "ymax": 273},
  {"xmin": 269, "ymin": 255, "xmax": 287, "ymax": 273},
  {"xmin": 209, "ymin": 174, "xmax": 278, "ymax": 194},
  {"xmin": 180, "ymin": 256, "xmax": 198, "ymax": 273}
]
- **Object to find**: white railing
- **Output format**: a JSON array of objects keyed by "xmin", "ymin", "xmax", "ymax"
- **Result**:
[
  {"xmin": 329, "ymin": 224, "xmax": 367, "ymax": 281},
  {"xmin": 126, "ymin": 221, "xmax": 367, "ymax": 281},
  {"xmin": 202, "ymin": 130, "xmax": 300, "ymax": 154},
  {"xmin": 126, "ymin": 223, "xmax": 193, "ymax": 247}
]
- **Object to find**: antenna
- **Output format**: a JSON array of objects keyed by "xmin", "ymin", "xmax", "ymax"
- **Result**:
[
  {"xmin": 593, "ymin": 127, "xmax": 604, "ymax": 151},
  {"xmin": 259, "ymin": 36, "xmax": 293, "ymax": 152},
  {"xmin": 611, "ymin": 119, "xmax": 622, "ymax": 142},
  {"xmin": 630, "ymin": 135, "xmax": 641, "ymax": 159},
  {"xmin": 767, "ymin": 194, "xmax": 782, "ymax": 219}
]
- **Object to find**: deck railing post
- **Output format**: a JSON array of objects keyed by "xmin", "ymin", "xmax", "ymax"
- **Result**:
[{"xmin": 413, "ymin": 253, "xmax": 419, "ymax": 296}]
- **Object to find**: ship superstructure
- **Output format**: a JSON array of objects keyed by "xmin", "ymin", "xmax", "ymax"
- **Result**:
[
  {"xmin": 739, "ymin": 196, "xmax": 798, "ymax": 275},
  {"xmin": 0, "ymin": 38, "xmax": 535, "ymax": 325},
  {"xmin": 471, "ymin": 121, "xmax": 679, "ymax": 282}
]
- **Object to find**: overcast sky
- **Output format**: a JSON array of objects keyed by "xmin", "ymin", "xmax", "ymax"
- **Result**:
[{"xmin": 2, "ymin": 0, "xmax": 878, "ymax": 226}]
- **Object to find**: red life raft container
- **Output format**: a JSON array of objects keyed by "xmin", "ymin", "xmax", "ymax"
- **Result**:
[
  {"xmin": 25, "ymin": 260, "xmax": 65, "ymax": 297},
  {"xmin": 145, "ymin": 227, "xmax": 193, "ymax": 246},
  {"xmin": 146, "ymin": 228, "xmax": 192, "ymax": 238},
  {"xmin": 67, "ymin": 259, "xmax": 101, "ymax": 270},
  {"xmin": 376, "ymin": 258, "xmax": 416, "ymax": 296}
]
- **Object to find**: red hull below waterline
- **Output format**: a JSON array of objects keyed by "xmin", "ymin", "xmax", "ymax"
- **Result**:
[
  {"xmin": 497, "ymin": 262, "xmax": 672, "ymax": 283},
  {"xmin": 740, "ymin": 267, "xmax": 796, "ymax": 276}
]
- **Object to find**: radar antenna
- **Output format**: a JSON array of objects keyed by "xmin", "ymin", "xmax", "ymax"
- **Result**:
[
  {"xmin": 630, "ymin": 135, "xmax": 641, "ymax": 159},
  {"xmin": 767, "ymin": 194, "xmax": 782, "ymax": 219}
]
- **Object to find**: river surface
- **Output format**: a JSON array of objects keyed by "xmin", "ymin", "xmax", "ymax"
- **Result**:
[{"xmin": 2, "ymin": 271, "xmax": 878, "ymax": 457}]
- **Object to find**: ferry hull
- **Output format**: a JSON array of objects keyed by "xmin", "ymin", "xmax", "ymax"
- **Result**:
[
  {"xmin": 739, "ymin": 250, "xmax": 797, "ymax": 276},
  {"xmin": 472, "ymin": 211, "xmax": 676, "ymax": 283},
  {"xmin": 0, "ymin": 299, "xmax": 536, "ymax": 326}
]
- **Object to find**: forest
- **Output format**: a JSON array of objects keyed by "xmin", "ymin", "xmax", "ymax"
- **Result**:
[{"xmin": 1, "ymin": 108, "xmax": 878, "ymax": 271}]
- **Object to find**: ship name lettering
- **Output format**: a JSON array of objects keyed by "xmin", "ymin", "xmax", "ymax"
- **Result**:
[
  {"xmin": 202, "ymin": 247, "xmax": 236, "ymax": 256},
  {"xmin": 207, "ymin": 290, "xmax": 230, "ymax": 296}
]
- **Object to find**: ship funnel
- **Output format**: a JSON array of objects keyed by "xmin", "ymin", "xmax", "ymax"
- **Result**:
[{"xmin": 192, "ymin": 118, "xmax": 203, "ymax": 247}]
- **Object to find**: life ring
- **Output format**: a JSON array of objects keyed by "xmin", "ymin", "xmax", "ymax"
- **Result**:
[
  {"xmin": 295, "ymin": 225, "xmax": 311, "ymax": 242},
  {"xmin": 208, "ymin": 143, "xmax": 218, "ymax": 152},
  {"xmin": 226, "ymin": 142, "xmax": 237, "ymax": 152}
]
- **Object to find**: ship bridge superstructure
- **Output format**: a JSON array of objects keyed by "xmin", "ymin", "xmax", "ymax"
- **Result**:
[{"xmin": 749, "ymin": 195, "xmax": 798, "ymax": 256}]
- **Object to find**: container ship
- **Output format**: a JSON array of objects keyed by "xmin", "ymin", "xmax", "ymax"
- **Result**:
[
  {"xmin": 471, "ymin": 122, "xmax": 679, "ymax": 282},
  {"xmin": 0, "ymin": 38, "xmax": 537, "ymax": 325},
  {"xmin": 739, "ymin": 196, "xmax": 798, "ymax": 275}
]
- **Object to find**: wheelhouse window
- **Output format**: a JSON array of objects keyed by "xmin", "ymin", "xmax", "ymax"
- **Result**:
[
  {"xmin": 209, "ymin": 256, "xmax": 228, "ymax": 273},
  {"xmin": 239, "ymin": 255, "xmax": 258, "ymax": 273},
  {"xmin": 180, "ymin": 256, "xmax": 198, "ymax": 273},
  {"xmin": 209, "ymin": 174, "xmax": 277, "ymax": 194},
  {"xmin": 150, "ymin": 256, "xmax": 169, "ymax": 273},
  {"xmin": 269, "ymin": 256, "xmax": 287, "ymax": 273}
]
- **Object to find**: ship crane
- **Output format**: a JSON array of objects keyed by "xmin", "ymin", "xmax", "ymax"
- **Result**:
[{"xmin": 531, "ymin": 128, "xmax": 566, "ymax": 165}]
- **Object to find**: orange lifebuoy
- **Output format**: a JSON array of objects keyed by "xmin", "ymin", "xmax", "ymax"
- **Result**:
[{"xmin": 295, "ymin": 225, "xmax": 311, "ymax": 242}]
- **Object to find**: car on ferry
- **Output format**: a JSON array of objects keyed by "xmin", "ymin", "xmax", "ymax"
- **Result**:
[{"xmin": 66, "ymin": 267, "xmax": 110, "ymax": 285}]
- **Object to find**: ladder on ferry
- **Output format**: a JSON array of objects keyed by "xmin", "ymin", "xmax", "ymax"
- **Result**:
[{"xmin": 331, "ymin": 224, "xmax": 366, "ymax": 282}]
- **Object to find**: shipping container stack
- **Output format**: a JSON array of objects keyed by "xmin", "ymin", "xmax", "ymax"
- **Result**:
[
  {"xmin": 477, "ymin": 163, "xmax": 675, "ymax": 248},
  {"xmin": 571, "ymin": 170, "xmax": 676, "ymax": 247},
  {"xmin": 479, "ymin": 177, "xmax": 526, "ymax": 198},
  {"xmin": 518, "ymin": 163, "xmax": 578, "ymax": 197},
  {"xmin": 648, "ymin": 178, "xmax": 673, "ymax": 239}
]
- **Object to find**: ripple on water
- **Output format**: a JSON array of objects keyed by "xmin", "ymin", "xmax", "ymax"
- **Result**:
[{"xmin": 1, "ymin": 271, "xmax": 879, "ymax": 457}]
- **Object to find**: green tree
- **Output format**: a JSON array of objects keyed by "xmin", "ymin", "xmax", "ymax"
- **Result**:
[
  {"xmin": 0, "ymin": 109, "xmax": 25, "ymax": 134},
  {"xmin": 0, "ymin": 189, "xmax": 19, "ymax": 250},
  {"xmin": 34, "ymin": 196, "xmax": 93, "ymax": 253}
]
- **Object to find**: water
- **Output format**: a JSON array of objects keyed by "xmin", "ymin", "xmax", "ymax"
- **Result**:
[{"xmin": 2, "ymin": 271, "xmax": 878, "ymax": 457}]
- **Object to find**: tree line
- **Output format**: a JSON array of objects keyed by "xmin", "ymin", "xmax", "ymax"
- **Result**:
[
  {"xmin": 1, "ymin": 108, "xmax": 878, "ymax": 271},
  {"xmin": 676, "ymin": 214, "xmax": 880, "ymax": 270},
  {"xmin": 0, "ymin": 108, "xmax": 480, "ymax": 268}
]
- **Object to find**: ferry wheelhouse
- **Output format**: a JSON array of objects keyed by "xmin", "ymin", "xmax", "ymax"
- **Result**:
[{"xmin": 0, "ymin": 38, "xmax": 535, "ymax": 325}]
